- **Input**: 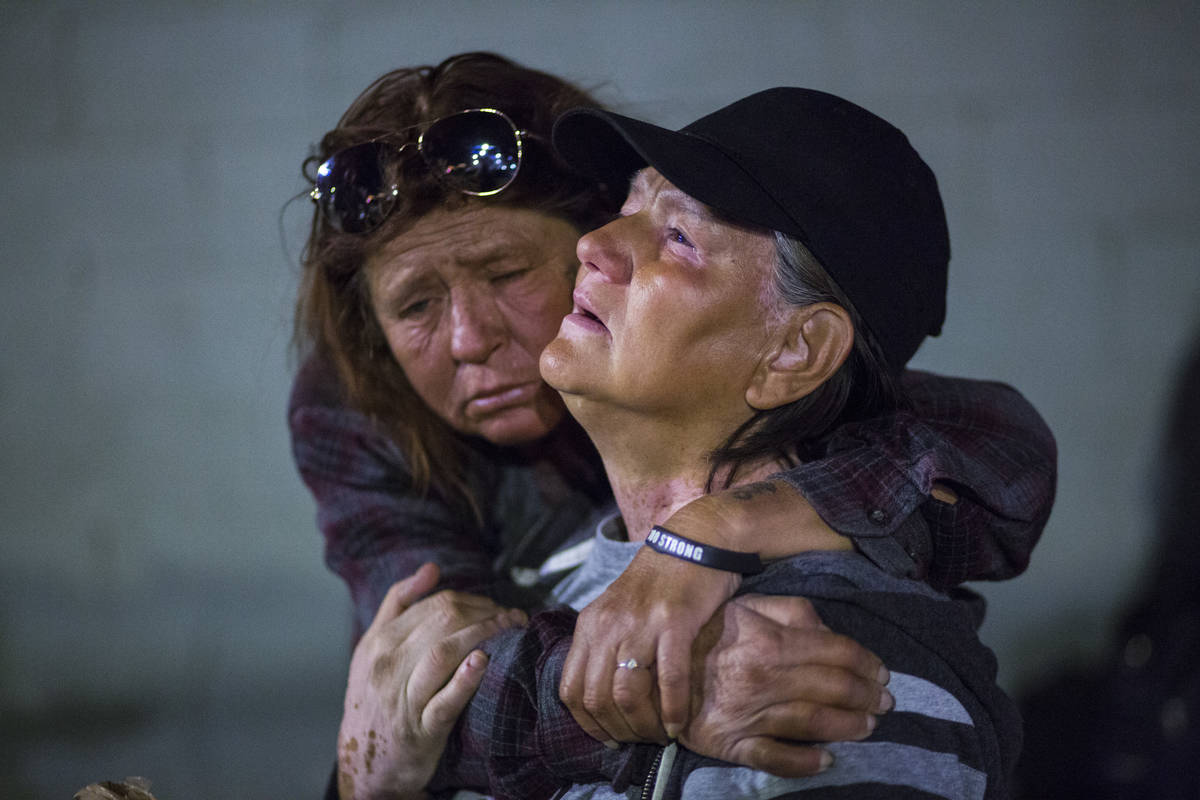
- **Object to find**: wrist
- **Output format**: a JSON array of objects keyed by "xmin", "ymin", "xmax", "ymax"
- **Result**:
[
  {"xmin": 646, "ymin": 526, "xmax": 764, "ymax": 575},
  {"xmin": 630, "ymin": 544, "xmax": 742, "ymax": 604}
]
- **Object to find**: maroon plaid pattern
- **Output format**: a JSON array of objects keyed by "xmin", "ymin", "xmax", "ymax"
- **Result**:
[{"xmin": 291, "ymin": 354, "xmax": 1055, "ymax": 797}]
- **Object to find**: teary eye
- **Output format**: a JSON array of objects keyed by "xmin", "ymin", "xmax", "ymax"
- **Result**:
[{"xmin": 667, "ymin": 228, "xmax": 694, "ymax": 248}]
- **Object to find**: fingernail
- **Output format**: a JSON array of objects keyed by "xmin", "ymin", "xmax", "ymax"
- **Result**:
[
  {"xmin": 664, "ymin": 723, "xmax": 681, "ymax": 740},
  {"xmin": 866, "ymin": 714, "xmax": 877, "ymax": 733},
  {"xmin": 603, "ymin": 740, "xmax": 620, "ymax": 750},
  {"xmin": 877, "ymin": 665, "xmax": 891, "ymax": 685},
  {"xmin": 818, "ymin": 750, "xmax": 834, "ymax": 771},
  {"xmin": 876, "ymin": 688, "xmax": 894, "ymax": 713},
  {"xmin": 467, "ymin": 651, "xmax": 488, "ymax": 670}
]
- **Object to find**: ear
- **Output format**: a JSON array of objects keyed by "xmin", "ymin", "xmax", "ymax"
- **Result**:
[{"xmin": 745, "ymin": 303, "xmax": 854, "ymax": 410}]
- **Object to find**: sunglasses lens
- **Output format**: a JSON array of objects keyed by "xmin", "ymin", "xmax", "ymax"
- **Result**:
[
  {"xmin": 421, "ymin": 111, "xmax": 521, "ymax": 195},
  {"xmin": 314, "ymin": 142, "xmax": 397, "ymax": 233}
]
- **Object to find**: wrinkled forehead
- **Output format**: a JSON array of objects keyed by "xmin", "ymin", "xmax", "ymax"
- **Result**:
[
  {"xmin": 625, "ymin": 168, "xmax": 707, "ymax": 215},
  {"xmin": 626, "ymin": 167, "xmax": 774, "ymax": 240}
]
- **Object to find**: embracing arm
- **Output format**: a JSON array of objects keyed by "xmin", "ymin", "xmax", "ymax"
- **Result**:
[
  {"xmin": 671, "ymin": 370, "xmax": 1057, "ymax": 585},
  {"xmin": 784, "ymin": 369, "xmax": 1057, "ymax": 586},
  {"xmin": 561, "ymin": 370, "xmax": 1055, "ymax": 739},
  {"xmin": 429, "ymin": 609, "xmax": 643, "ymax": 799},
  {"xmin": 429, "ymin": 597, "xmax": 888, "ymax": 800},
  {"xmin": 289, "ymin": 356, "xmax": 514, "ymax": 636}
]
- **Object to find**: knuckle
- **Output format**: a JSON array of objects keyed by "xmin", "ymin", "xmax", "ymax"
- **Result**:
[
  {"xmin": 784, "ymin": 596, "xmax": 818, "ymax": 625},
  {"xmin": 426, "ymin": 640, "xmax": 460, "ymax": 673},
  {"xmin": 802, "ymin": 704, "xmax": 840, "ymax": 737},
  {"xmin": 426, "ymin": 591, "xmax": 460, "ymax": 620},
  {"xmin": 424, "ymin": 702, "xmax": 455, "ymax": 732},
  {"xmin": 580, "ymin": 688, "xmax": 608, "ymax": 716},
  {"xmin": 789, "ymin": 702, "xmax": 818, "ymax": 732},
  {"xmin": 828, "ymin": 669, "xmax": 859, "ymax": 699},
  {"xmin": 656, "ymin": 663, "xmax": 687, "ymax": 689},
  {"xmin": 611, "ymin": 683, "xmax": 642, "ymax": 714},
  {"xmin": 824, "ymin": 633, "xmax": 861, "ymax": 665}
]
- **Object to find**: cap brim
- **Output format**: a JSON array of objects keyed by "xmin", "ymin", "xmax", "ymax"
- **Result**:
[{"xmin": 553, "ymin": 108, "xmax": 799, "ymax": 235}]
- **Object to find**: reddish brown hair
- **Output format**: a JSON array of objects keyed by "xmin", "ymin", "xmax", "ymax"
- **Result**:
[{"xmin": 294, "ymin": 52, "xmax": 618, "ymax": 510}]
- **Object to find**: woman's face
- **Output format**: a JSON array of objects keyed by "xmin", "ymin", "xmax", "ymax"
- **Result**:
[
  {"xmin": 367, "ymin": 204, "xmax": 579, "ymax": 446},
  {"xmin": 540, "ymin": 169, "xmax": 779, "ymax": 423}
]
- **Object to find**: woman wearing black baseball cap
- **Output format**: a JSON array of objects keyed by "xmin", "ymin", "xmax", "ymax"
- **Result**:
[{"xmin": 294, "ymin": 56, "xmax": 1052, "ymax": 799}]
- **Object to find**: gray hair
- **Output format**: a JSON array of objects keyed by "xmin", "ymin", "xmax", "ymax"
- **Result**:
[{"xmin": 707, "ymin": 232, "xmax": 905, "ymax": 485}]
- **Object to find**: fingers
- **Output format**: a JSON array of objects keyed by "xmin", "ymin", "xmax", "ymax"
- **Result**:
[
  {"xmin": 559, "ymin": 637, "xmax": 613, "ymax": 745},
  {"xmin": 420, "ymin": 648, "xmax": 490, "ymax": 736},
  {"xmin": 768, "ymin": 662, "xmax": 892, "ymax": 715},
  {"xmin": 726, "ymin": 737, "xmax": 834, "ymax": 779},
  {"xmin": 382, "ymin": 589, "xmax": 513, "ymax": 645},
  {"xmin": 610, "ymin": 663, "xmax": 666, "ymax": 742},
  {"xmin": 798, "ymin": 628, "xmax": 890, "ymax": 687},
  {"xmin": 742, "ymin": 597, "xmax": 888, "ymax": 688},
  {"xmin": 734, "ymin": 593, "xmax": 823, "ymax": 630},
  {"xmin": 561, "ymin": 636, "xmax": 665, "ymax": 744},
  {"xmin": 756, "ymin": 696, "xmax": 879, "ymax": 742},
  {"xmin": 580, "ymin": 639, "xmax": 627, "ymax": 740},
  {"xmin": 407, "ymin": 610, "xmax": 524, "ymax": 711},
  {"xmin": 656, "ymin": 628, "xmax": 692, "ymax": 738}
]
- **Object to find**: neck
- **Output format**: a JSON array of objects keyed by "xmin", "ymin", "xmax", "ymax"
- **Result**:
[{"xmin": 567, "ymin": 399, "xmax": 780, "ymax": 542}]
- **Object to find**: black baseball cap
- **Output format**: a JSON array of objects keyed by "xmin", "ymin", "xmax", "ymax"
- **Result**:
[{"xmin": 552, "ymin": 87, "xmax": 949, "ymax": 374}]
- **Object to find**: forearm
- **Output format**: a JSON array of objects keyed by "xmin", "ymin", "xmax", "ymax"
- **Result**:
[
  {"xmin": 291, "ymin": 398, "xmax": 527, "ymax": 633},
  {"xmin": 768, "ymin": 370, "xmax": 1055, "ymax": 585},
  {"xmin": 431, "ymin": 608, "xmax": 657, "ymax": 799},
  {"xmin": 662, "ymin": 478, "xmax": 852, "ymax": 559}
]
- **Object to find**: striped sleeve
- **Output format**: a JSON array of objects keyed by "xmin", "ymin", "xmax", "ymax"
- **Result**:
[{"xmin": 660, "ymin": 553, "xmax": 1021, "ymax": 800}]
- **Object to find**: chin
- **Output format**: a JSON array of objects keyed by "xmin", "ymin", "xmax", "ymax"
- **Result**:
[
  {"xmin": 539, "ymin": 338, "xmax": 585, "ymax": 392},
  {"xmin": 474, "ymin": 402, "xmax": 565, "ymax": 447}
]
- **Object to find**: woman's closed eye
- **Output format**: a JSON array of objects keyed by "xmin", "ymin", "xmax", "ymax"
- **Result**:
[
  {"xmin": 396, "ymin": 296, "xmax": 435, "ymax": 319},
  {"xmin": 490, "ymin": 267, "xmax": 531, "ymax": 284}
]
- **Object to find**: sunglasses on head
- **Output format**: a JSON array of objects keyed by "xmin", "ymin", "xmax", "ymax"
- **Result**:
[{"xmin": 309, "ymin": 108, "xmax": 530, "ymax": 234}]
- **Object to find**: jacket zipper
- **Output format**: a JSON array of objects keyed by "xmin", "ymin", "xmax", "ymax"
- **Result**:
[{"xmin": 640, "ymin": 746, "xmax": 665, "ymax": 800}]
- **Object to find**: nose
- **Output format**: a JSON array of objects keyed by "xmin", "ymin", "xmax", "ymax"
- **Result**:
[
  {"xmin": 576, "ymin": 216, "xmax": 633, "ymax": 285},
  {"xmin": 448, "ymin": 286, "xmax": 506, "ymax": 364}
]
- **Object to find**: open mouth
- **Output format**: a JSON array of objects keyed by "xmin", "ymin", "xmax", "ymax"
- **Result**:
[
  {"xmin": 578, "ymin": 306, "xmax": 602, "ymax": 324},
  {"xmin": 570, "ymin": 290, "xmax": 608, "ymax": 331}
]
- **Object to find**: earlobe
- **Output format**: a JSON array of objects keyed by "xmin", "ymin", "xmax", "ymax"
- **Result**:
[{"xmin": 745, "ymin": 303, "xmax": 854, "ymax": 410}]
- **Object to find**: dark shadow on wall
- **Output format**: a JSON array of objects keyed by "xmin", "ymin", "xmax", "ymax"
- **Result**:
[{"xmin": 1016, "ymin": 323, "xmax": 1200, "ymax": 799}]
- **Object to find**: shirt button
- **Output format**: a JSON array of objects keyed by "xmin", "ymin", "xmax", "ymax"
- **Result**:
[{"xmin": 868, "ymin": 509, "xmax": 889, "ymax": 526}]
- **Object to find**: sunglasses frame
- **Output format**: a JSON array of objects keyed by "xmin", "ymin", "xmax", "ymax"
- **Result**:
[{"xmin": 309, "ymin": 108, "xmax": 530, "ymax": 234}]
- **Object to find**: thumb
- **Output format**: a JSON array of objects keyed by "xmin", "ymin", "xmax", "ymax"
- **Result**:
[
  {"xmin": 368, "ymin": 563, "xmax": 441, "ymax": 632},
  {"xmin": 734, "ymin": 594, "xmax": 823, "ymax": 630}
]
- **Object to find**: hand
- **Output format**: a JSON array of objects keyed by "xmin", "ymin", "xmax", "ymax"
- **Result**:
[
  {"xmin": 337, "ymin": 563, "xmax": 527, "ymax": 800},
  {"xmin": 681, "ymin": 594, "xmax": 893, "ymax": 776},
  {"xmin": 559, "ymin": 480, "xmax": 849, "ymax": 744},
  {"xmin": 559, "ymin": 544, "xmax": 739, "ymax": 744}
]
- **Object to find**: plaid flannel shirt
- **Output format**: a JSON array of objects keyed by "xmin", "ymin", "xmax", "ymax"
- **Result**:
[{"xmin": 290, "ymin": 354, "xmax": 1055, "ymax": 795}]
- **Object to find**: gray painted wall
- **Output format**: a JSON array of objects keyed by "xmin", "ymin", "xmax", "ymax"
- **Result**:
[{"xmin": 3, "ymin": 2, "xmax": 1197, "ymax": 797}]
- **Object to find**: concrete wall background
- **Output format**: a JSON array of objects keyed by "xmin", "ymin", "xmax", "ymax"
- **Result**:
[{"xmin": 2, "ymin": 2, "xmax": 1197, "ymax": 797}]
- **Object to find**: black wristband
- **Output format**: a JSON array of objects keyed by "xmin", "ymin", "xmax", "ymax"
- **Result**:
[{"xmin": 645, "ymin": 525, "xmax": 764, "ymax": 575}]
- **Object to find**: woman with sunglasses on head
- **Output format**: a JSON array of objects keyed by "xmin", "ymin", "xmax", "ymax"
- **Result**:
[{"xmin": 291, "ymin": 52, "xmax": 1055, "ymax": 799}]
